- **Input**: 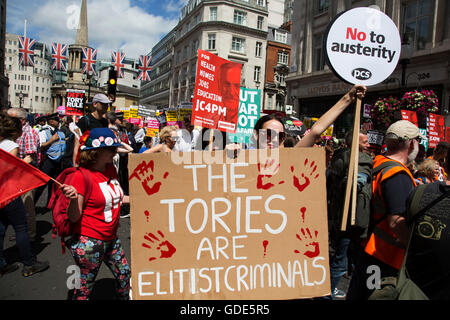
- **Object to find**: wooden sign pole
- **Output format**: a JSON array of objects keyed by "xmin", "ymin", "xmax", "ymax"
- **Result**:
[{"xmin": 341, "ymin": 97, "xmax": 362, "ymax": 231}]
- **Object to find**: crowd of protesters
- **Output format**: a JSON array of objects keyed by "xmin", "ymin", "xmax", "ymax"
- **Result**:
[{"xmin": 1, "ymin": 86, "xmax": 450, "ymax": 300}]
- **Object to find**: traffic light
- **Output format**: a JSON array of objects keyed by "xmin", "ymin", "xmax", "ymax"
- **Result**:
[{"xmin": 108, "ymin": 67, "xmax": 117, "ymax": 97}]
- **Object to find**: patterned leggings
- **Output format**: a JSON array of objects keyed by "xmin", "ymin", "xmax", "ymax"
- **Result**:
[{"xmin": 68, "ymin": 235, "xmax": 131, "ymax": 300}]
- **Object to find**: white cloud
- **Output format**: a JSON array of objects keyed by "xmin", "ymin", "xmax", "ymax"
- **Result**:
[
  {"xmin": 7, "ymin": 0, "xmax": 179, "ymax": 60},
  {"xmin": 164, "ymin": 0, "xmax": 189, "ymax": 13}
]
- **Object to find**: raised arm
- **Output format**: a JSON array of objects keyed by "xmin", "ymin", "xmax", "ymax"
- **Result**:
[{"xmin": 296, "ymin": 85, "xmax": 367, "ymax": 148}]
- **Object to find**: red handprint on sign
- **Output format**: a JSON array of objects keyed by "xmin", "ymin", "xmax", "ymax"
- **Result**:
[
  {"xmin": 294, "ymin": 227, "xmax": 320, "ymax": 259},
  {"xmin": 257, "ymin": 159, "xmax": 283, "ymax": 190},
  {"xmin": 290, "ymin": 158, "xmax": 320, "ymax": 192},
  {"xmin": 129, "ymin": 160, "xmax": 169, "ymax": 196},
  {"xmin": 141, "ymin": 230, "xmax": 176, "ymax": 262}
]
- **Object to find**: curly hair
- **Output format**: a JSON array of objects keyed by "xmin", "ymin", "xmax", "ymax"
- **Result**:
[
  {"xmin": 416, "ymin": 159, "xmax": 439, "ymax": 181},
  {"xmin": 159, "ymin": 126, "xmax": 178, "ymax": 144}
]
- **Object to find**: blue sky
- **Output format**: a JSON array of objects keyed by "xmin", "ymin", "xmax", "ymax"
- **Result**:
[{"xmin": 6, "ymin": 0, "xmax": 188, "ymax": 59}]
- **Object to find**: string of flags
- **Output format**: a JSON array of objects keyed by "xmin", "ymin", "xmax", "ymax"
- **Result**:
[{"xmin": 17, "ymin": 36, "xmax": 152, "ymax": 81}]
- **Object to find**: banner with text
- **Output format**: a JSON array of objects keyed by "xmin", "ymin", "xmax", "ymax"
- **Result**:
[
  {"xmin": 192, "ymin": 50, "xmax": 242, "ymax": 133},
  {"xmin": 401, "ymin": 110, "xmax": 418, "ymax": 127},
  {"xmin": 228, "ymin": 88, "xmax": 261, "ymax": 144},
  {"xmin": 129, "ymin": 148, "xmax": 330, "ymax": 300},
  {"xmin": 429, "ymin": 113, "xmax": 445, "ymax": 148},
  {"xmin": 65, "ymin": 89, "xmax": 85, "ymax": 116}
]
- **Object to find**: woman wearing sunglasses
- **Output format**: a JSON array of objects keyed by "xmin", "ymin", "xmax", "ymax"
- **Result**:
[{"xmin": 143, "ymin": 126, "xmax": 179, "ymax": 154}]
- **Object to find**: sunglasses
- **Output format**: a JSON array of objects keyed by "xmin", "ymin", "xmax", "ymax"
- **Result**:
[{"xmin": 259, "ymin": 130, "xmax": 286, "ymax": 142}]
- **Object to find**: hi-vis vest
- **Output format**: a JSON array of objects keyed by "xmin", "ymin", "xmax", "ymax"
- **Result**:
[{"xmin": 363, "ymin": 155, "xmax": 417, "ymax": 270}]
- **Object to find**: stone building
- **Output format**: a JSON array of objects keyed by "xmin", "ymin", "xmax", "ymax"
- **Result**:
[{"xmin": 287, "ymin": 0, "xmax": 450, "ymax": 133}]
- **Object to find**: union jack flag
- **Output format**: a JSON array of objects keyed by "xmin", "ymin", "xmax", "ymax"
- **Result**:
[
  {"xmin": 112, "ymin": 51, "xmax": 126, "ymax": 78},
  {"xmin": 82, "ymin": 47, "xmax": 97, "ymax": 75},
  {"xmin": 18, "ymin": 36, "xmax": 36, "ymax": 67},
  {"xmin": 51, "ymin": 43, "xmax": 68, "ymax": 72},
  {"xmin": 137, "ymin": 55, "xmax": 152, "ymax": 82}
]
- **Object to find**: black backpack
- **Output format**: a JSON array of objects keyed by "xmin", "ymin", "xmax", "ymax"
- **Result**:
[{"xmin": 327, "ymin": 148, "xmax": 373, "ymax": 240}]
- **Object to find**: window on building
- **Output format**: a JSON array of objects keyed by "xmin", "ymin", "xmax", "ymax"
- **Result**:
[
  {"xmin": 313, "ymin": 34, "xmax": 326, "ymax": 71},
  {"xmin": 208, "ymin": 34, "xmax": 216, "ymax": 50},
  {"xmin": 210, "ymin": 7, "xmax": 217, "ymax": 21},
  {"xmin": 233, "ymin": 10, "xmax": 247, "ymax": 26},
  {"xmin": 256, "ymin": 0, "xmax": 265, "ymax": 6},
  {"xmin": 255, "ymin": 42, "xmax": 262, "ymax": 57},
  {"xmin": 257, "ymin": 16, "xmax": 264, "ymax": 30},
  {"xmin": 274, "ymin": 30, "xmax": 287, "ymax": 43},
  {"xmin": 316, "ymin": 0, "xmax": 329, "ymax": 14},
  {"xmin": 277, "ymin": 51, "xmax": 289, "ymax": 65},
  {"xmin": 254, "ymin": 66, "xmax": 261, "ymax": 82},
  {"xmin": 403, "ymin": 0, "xmax": 432, "ymax": 50},
  {"xmin": 232, "ymin": 37, "xmax": 245, "ymax": 53}
]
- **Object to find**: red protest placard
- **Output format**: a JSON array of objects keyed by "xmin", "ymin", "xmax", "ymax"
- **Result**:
[
  {"xmin": 401, "ymin": 110, "xmax": 418, "ymax": 127},
  {"xmin": 445, "ymin": 127, "xmax": 450, "ymax": 143},
  {"xmin": 65, "ymin": 89, "xmax": 85, "ymax": 116},
  {"xmin": 428, "ymin": 113, "xmax": 445, "ymax": 148},
  {"xmin": 192, "ymin": 50, "xmax": 242, "ymax": 133}
]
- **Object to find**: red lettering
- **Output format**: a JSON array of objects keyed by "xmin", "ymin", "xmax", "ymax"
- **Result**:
[{"xmin": 346, "ymin": 27, "xmax": 366, "ymax": 41}]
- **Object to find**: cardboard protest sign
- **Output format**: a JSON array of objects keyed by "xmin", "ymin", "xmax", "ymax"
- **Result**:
[
  {"xmin": 401, "ymin": 110, "xmax": 418, "ymax": 127},
  {"xmin": 192, "ymin": 50, "xmax": 242, "ymax": 133},
  {"xmin": 128, "ymin": 148, "xmax": 330, "ymax": 300},
  {"xmin": 228, "ymin": 88, "xmax": 261, "ymax": 144},
  {"xmin": 429, "ymin": 113, "xmax": 445, "ymax": 148},
  {"xmin": 130, "ymin": 107, "xmax": 139, "ymax": 119},
  {"xmin": 65, "ymin": 89, "xmax": 85, "ymax": 116},
  {"xmin": 325, "ymin": 7, "xmax": 401, "ymax": 86}
]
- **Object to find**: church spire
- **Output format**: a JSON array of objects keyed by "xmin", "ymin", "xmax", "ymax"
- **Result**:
[{"xmin": 75, "ymin": 0, "xmax": 88, "ymax": 47}]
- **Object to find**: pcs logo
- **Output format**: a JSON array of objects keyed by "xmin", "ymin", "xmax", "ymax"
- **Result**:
[{"xmin": 352, "ymin": 68, "xmax": 372, "ymax": 80}]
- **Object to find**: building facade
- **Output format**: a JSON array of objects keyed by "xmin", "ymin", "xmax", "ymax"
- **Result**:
[
  {"xmin": 170, "ymin": 0, "xmax": 268, "ymax": 108},
  {"xmin": 287, "ymin": 0, "xmax": 450, "ymax": 133},
  {"xmin": 263, "ymin": 25, "xmax": 291, "ymax": 111},
  {"xmin": 140, "ymin": 29, "xmax": 175, "ymax": 110},
  {"xmin": 0, "ymin": 0, "xmax": 7, "ymax": 109},
  {"xmin": 5, "ymin": 34, "xmax": 53, "ymax": 113}
]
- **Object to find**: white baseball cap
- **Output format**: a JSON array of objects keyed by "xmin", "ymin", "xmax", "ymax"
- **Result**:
[
  {"xmin": 386, "ymin": 120, "xmax": 426, "ymax": 140},
  {"xmin": 92, "ymin": 94, "xmax": 111, "ymax": 104}
]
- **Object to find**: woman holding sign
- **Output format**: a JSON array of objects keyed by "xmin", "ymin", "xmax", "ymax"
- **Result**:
[{"xmin": 253, "ymin": 85, "xmax": 366, "ymax": 149}]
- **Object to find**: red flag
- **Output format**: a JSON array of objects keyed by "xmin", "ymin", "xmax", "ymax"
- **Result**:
[{"xmin": 0, "ymin": 148, "xmax": 51, "ymax": 209}]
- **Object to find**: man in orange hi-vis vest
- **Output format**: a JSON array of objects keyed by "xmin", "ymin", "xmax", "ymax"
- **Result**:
[{"xmin": 347, "ymin": 120, "xmax": 425, "ymax": 300}]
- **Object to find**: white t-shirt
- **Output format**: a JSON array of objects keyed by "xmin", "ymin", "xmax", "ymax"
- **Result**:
[{"xmin": 0, "ymin": 139, "xmax": 19, "ymax": 153}]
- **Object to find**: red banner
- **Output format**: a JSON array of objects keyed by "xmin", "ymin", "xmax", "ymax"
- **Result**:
[
  {"xmin": 192, "ymin": 50, "xmax": 242, "ymax": 133},
  {"xmin": 428, "ymin": 113, "xmax": 445, "ymax": 148},
  {"xmin": 0, "ymin": 149, "xmax": 51, "ymax": 209},
  {"xmin": 401, "ymin": 110, "xmax": 418, "ymax": 127}
]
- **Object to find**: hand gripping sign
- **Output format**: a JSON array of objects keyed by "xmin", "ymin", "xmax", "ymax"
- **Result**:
[
  {"xmin": 324, "ymin": 7, "xmax": 401, "ymax": 231},
  {"xmin": 128, "ymin": 148, "xmax": 330, "ymax": 300}
]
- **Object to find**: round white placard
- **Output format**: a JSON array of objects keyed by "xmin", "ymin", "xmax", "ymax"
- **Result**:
[{"xmin": 325, "ymin": 7, "xmax": 401, "ymax": 86}]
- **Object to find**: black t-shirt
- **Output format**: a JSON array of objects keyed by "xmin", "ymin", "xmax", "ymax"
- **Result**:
[
  {"xmin": 381, "ymin": 172, "xmax": 415, "ymax": 216},
  {"xmin": 77, "ymin": 113, "xmax": 108, "ymax": 134},
  {"xmin": 406, "ymin": 182, "xmax": 450, "ymax": 300}
]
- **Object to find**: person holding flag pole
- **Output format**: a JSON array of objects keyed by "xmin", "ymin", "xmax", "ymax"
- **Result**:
[{"xmin": 0, "ymin": 115, "xmax": 50, "ymax": 278}]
